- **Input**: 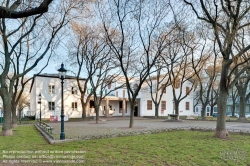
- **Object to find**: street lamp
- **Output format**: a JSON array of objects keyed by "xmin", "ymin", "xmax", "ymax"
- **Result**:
[
  {"xmin": 38, "ymin": 93, "xmax": 42, "ymax": 125},
  {"xmin": 58, "ymin": 63, "xmax": 67, "ymax": 140}
]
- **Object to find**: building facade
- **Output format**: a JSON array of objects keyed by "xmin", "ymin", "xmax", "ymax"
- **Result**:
[
  {"xmin": 30, "ymin": 74, "xmax": 85, "ymax": 120},
  {"xmin": 30, "ymin": 74, "xmax": 194, "ymax": 119}
]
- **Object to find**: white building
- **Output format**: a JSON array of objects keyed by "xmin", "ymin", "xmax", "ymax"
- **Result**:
[
  {"xmin": 30, "ymin": 74, "xmax": 194, "ymax": 119},
  {"xmin": 102, "ymin": 76, "xmax": 194, "ymax": 117},
  {"xmin": 30, "ymin": 74, "xmax": 85, "ymax": 120}
]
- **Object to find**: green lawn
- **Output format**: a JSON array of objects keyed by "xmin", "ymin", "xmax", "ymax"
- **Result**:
[{"xmin": 0, "ymin": 125, "xmax": 250, "ymax": 166}]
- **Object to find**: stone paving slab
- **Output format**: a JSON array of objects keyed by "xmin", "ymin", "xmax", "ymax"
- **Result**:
[{"xmin": 44, "ymin": 117, "xmax": 250, "ymax": 141}]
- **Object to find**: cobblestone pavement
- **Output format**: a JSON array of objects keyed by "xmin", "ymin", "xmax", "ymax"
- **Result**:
[{"xmin": 47, "ymin": 117, "xmax": 250, "ymax": 140}]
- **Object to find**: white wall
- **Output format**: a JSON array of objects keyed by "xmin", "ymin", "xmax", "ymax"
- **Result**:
[
  {"xmin": 31, "ymin": 75, "xmax": 84, "ymax": 119},
  {"xmin": 31, "ymin": 74, "xmax": 194, "ymax": 118},
  {"xmin": 138, "ymin": 80, "xmax": 194, "ymax": 117}
]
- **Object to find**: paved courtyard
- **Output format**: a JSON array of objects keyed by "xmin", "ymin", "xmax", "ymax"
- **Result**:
[{"xmin": 45, "ymin": 117, "xmax": 250, "ymax": 140}]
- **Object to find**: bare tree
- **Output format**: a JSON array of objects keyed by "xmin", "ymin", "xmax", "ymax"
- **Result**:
[
  {"xmin": 195, "ymin": 56, "xmax": 221, "ymax": 119},
  {"xmin": 16, "ymin": 92, "xmax": 29, "ymax": 120},
  {"xmin": 98, "ymin": 0, "xmax": 172, "ymax": 127},
  {"xmin": 0, "ymin": 1, "xmax": 79, "ymax": 136},
  {"xmin": 90, "ymin": 62, "xmax": 123, "ymax": 124},
  {"xmin": 69, "ymin": 23, "xmax": 123, "ymax": 122},
  {"xmin": 146, "ymin": 65, "xmax": 170, "ymax": 118},
  {"xmin": 235, "ymin": 71, "xmax": 250, "ymax": 120},
  {"xmin": 162, "ymin": 26, "xmax": 201, "ymax": 116},
  {"xmin": 184, "ymin": 0, "xmax": 250, "ymax": 138},
  {"xmin": 69, "ymin": 23, "xmax": 98, "ymax": 119},
  {"xmin": 11, "ymin": 75, "xmax": 31, "ymax": 127},
  {"xmin": 232, "ymin": 37, "xmax": 250, "ymax": 120}
]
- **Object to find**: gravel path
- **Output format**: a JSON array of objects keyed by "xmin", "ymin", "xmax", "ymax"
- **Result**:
[{"xmin": 45, "ymin": 117, "xmax": 250, "ymax": 140}]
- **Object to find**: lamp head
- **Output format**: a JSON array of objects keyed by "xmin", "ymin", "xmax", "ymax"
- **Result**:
[{"xmin": 58, "ymin": 63, "xmax": 67, "ymax": 79}]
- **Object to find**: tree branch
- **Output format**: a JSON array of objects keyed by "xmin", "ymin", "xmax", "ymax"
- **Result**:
[{"xmin": 0, "ymin": 0, "xmax": 53, "ymax": 18}]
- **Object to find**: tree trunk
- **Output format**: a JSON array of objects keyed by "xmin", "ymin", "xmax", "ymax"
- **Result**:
[
  {"xmin": 214, "ymin": 89, "xmax": 228, "ymax": 138},
  {"xmin": 129, "ymin": 102, "xmax": 135, "ymax": 128},
  {"xmin": 95, "ymin": 107, "xmax": 99, "ymax": 124},
  {"xmin": 232, "ymin": 102, "xmax": 236, "ymax": 117},
  {"xmin": 12, "ymin": 107, "xmax": 18, "ymax": 128},
  {"xmin": 154, "ymin": 104, "xmax": 159, "ymax": 118},
  {"xmin": 214, "ymin": 60, "xmax": 229, "ymax": 138},
  {"xmin": 239, "ymin": 96, "xmax": 246, "ymax": 121},
  {"xmin": 175, "ymin": 103, "xmax": 179, "ymax": 115},
  {"xmin": 18, "ymin": 109, "xmax": 22, "ymax": 120},
  {"xmin": 201, "ymin": 104, "xmax": 206, "ymax": 120},
  {"xmin": 210, "ymin": 106, "xmax": 214, "ymax": 117},
  {"xmin": 81, "ymin": 100, "xmax": 87, "ymax": 119},
  {"xmin": 1, "ymin": 97, "xmax": 12, "ymax": 136}
]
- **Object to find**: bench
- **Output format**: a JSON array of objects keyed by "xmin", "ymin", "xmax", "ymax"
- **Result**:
[
  {"xmin": 168, "ymin": 114, "xmax": 179, "ymax": 120},
  {"xmin": 40, "ymin": 122, "xmax": 54, "ymax": 134},
  {"xmin": 204, "ymin": 116, "xmax": 213, "ymax": 120}
]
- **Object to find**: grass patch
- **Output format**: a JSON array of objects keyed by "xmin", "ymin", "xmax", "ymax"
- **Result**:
[{"xmin": 0, "ymin": 125, "xmax": 249, "ymax": 166}]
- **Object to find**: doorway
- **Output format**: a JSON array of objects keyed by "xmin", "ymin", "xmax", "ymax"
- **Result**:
[{"xmin": 134, "ymin": 106, "xmax": 138, "ymax": 116}]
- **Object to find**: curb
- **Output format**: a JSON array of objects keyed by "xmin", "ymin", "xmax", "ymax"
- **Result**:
[{"xmin": 35, "ymin": 124, "xmax": 250, "ymax": 144}]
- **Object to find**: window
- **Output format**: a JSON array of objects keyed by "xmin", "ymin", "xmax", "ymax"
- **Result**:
[
  {"xmin": 186, "ymin": 86, "xmax": 190, "ymax": 95},
  {"xmin": 186, "ymin": 102, "xmax": 190, "ymax": 110},
  {"xmin": 227, "ymin": 95, "xmax": 232, "ymax": 103},
  {"xmin": 147, "ymin": 100, "xmax": 152, "ymax": 110},
  {"xmin": 48, "ymin": 85, "xmax": 55, "ymax": 94},
  {"xmin": 214, "ymin": 106, "xmax": 218, "ymax": 113},
  {"xmin": 48, "ymin": 102, "xmax": 55, "ymax": 111},
  {"xmin": 116, "ymin": 91, "xmax": 118, "ymax": 97},
  {"xmin": 72, "ymin": 102, "xmax": 77, "ymax": 110},
  {"xmin": 161, "ymin": 101, "xmax": 166, "ymax": 110},
  {"xmin": 71, "ymin": 87, "xmax": 77, "ymax": 94}
]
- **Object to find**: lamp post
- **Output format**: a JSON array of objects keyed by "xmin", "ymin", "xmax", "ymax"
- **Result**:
[
  {"xmin": 38, "ymin": 93, "xmax": 42, "ymax": 125},
  {"xmin": 58, "ymin": 63, "xmax": 67, "ymax": 140}
]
